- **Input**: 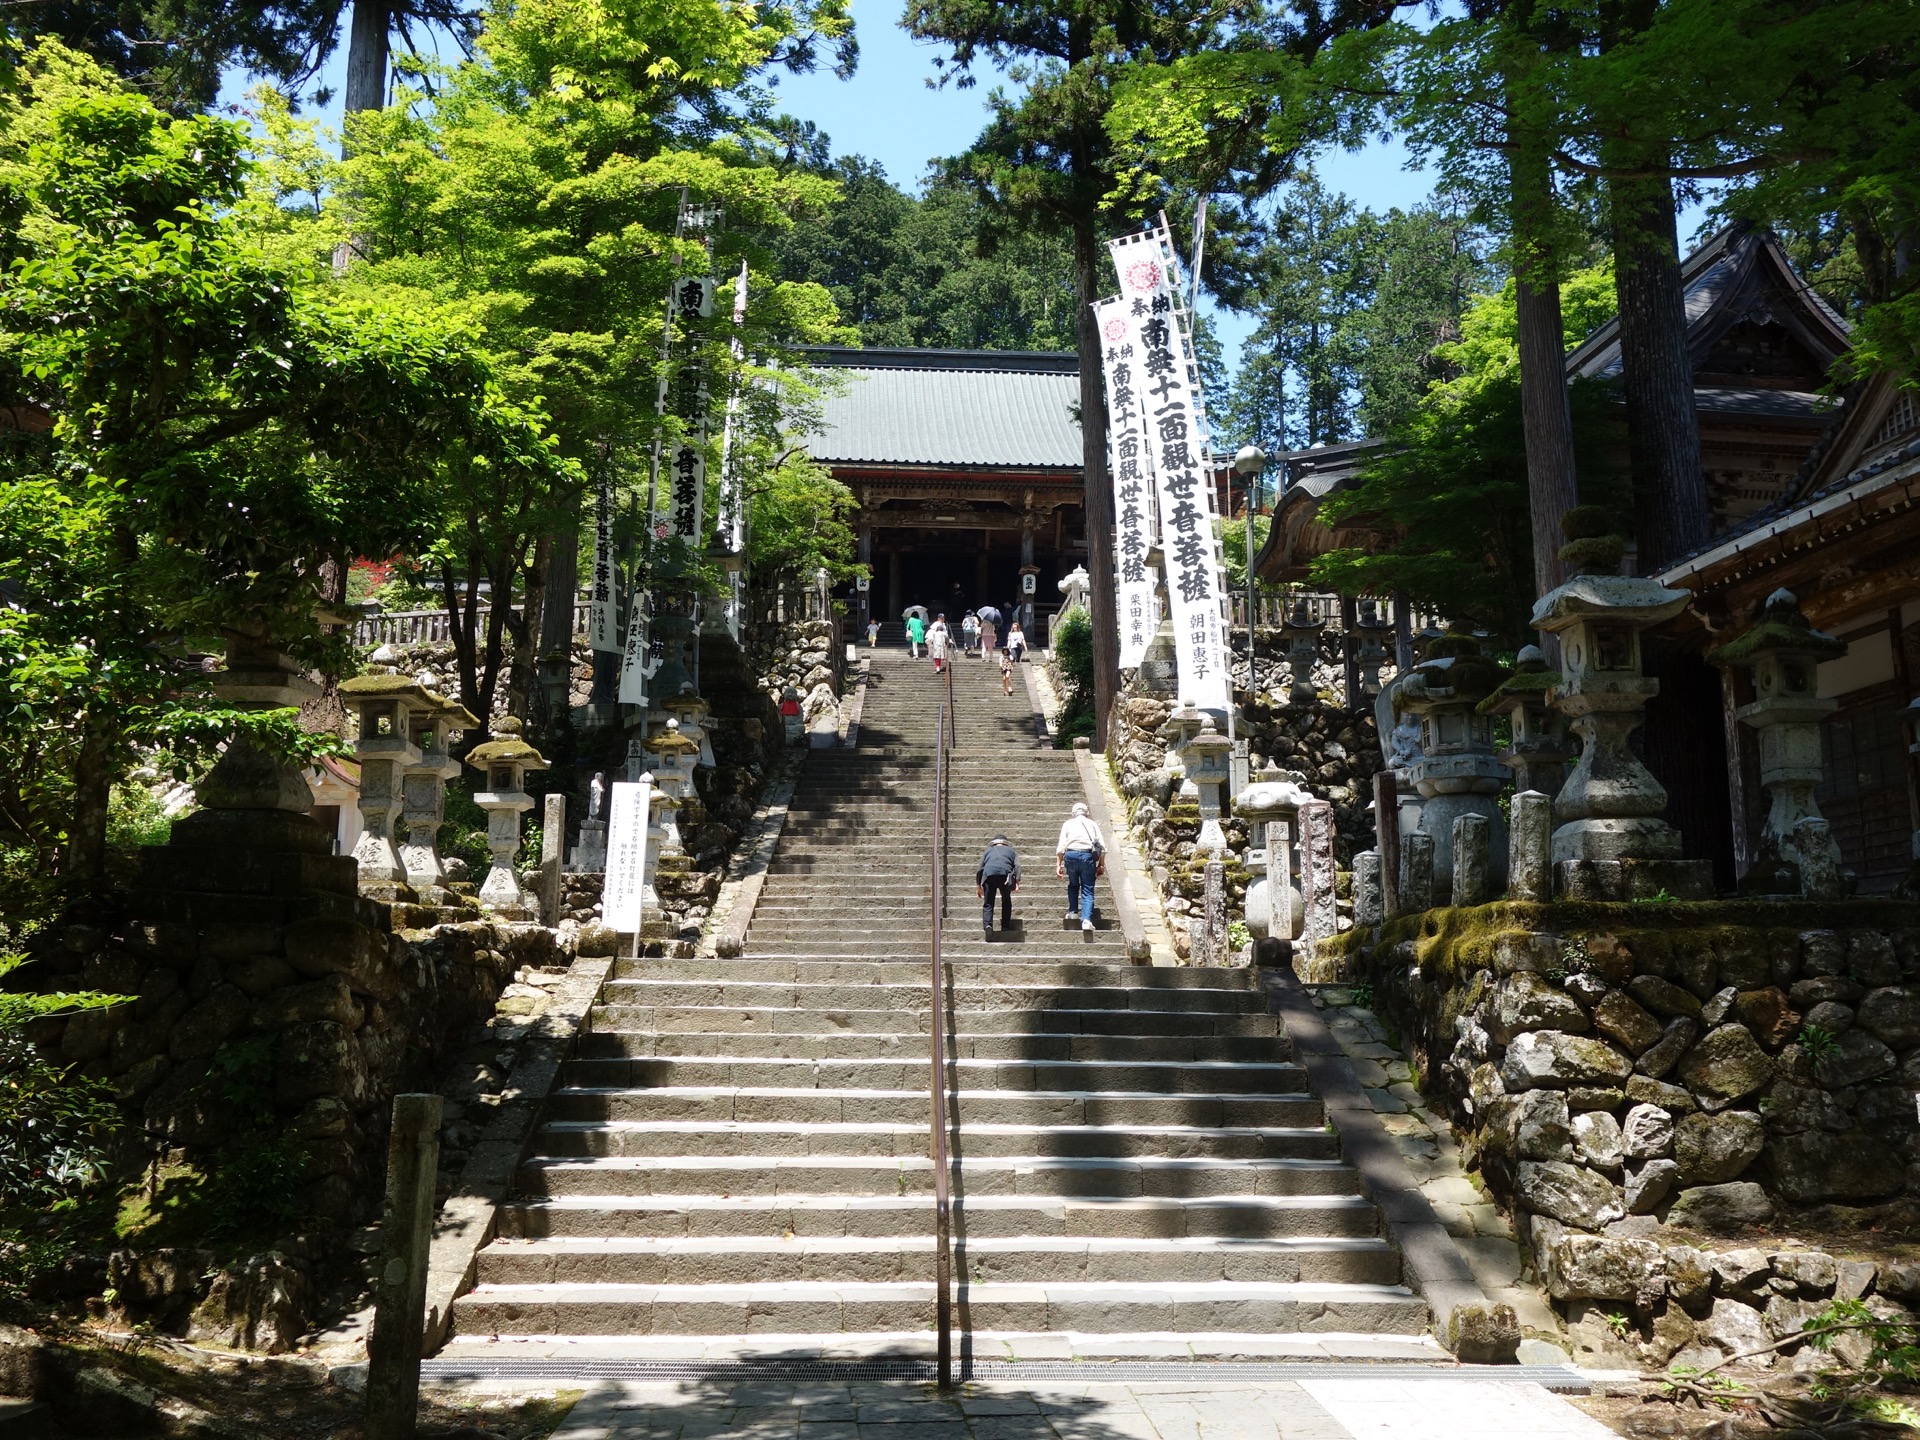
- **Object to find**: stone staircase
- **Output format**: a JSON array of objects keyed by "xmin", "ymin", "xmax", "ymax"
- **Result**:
[{"xmin": 445, "ymin": 650, "xmax": 1427, "ymax": 1356}]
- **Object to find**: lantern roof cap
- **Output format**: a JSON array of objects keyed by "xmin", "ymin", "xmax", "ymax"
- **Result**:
[
  {"xmin": 1707, "ymin": 588, "xmax": 1845, "ymax": 667},
  {"xmin": 465, "ymin": 715, "xmax": 549, "ymax": 770}
]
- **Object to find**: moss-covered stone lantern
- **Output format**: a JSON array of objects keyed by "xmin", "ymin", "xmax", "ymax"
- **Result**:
[
  {"xmin": 339, "ymin": 673, "xmax": 433, "ymax": 901},
  {"xmin": 465, "ymin": 716, "xmax": 550, "ymax": 918},
  {"xmin": 1709, "ymin": 588, "xmax": 1847, "ymax": 897},
  {"xmin": 1395, "ymin": 632, "xmax": 1510, "ymax": 894},
  {"xmin": 1531, "ymin": 507, "xmax": 1694, "ymax": 889},
  {"xmin": 1479, "ymin": 644, "xmax": 1573, "ymax": 799},
  {"xmin": 401, "ymin": 691, "xmax": 481, "ymax": 901},
  {"xmin": 643, "ymin": 718, "xmax": 702, "ymax": 860},
  {"xmin": 1184, "ymin": 715, "xmax": 1235, "ymax": 856}
]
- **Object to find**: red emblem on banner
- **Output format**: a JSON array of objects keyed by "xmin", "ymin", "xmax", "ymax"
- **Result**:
[
  {"xmin": 1102, "ymin": 317, "xmax": 1127, "ymax": 342},
  {"xmin": 654, "ymin": 522, "xmax": 671, "ymax": 539},
  {"xmin": 1124, "ymin": 260, "xmax": 1161, "ymax": 294}
]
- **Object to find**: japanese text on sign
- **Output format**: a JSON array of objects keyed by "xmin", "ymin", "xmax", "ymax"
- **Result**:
[
  {"xmin": 1094, "ymin": 297, "xmax": 1160, "ymax": 669},
  {"xmin": 602, "ymin": 777, "xmax": 653, "ymax": 933}
]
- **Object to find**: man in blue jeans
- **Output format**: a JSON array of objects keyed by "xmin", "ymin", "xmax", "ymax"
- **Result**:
[
  {"xmin": 976, "ymin": 834, "xmax": 1020, "ymax": 937},
  {"xmin": 1054, "ymin": 801, "xmax": 1104, "ymax": 932}
]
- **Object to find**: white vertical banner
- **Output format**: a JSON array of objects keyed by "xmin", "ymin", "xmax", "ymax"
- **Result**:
[
  {"xmin": 1094, "ymin": 298, "xmax": 1159, "ymax": 669},
  {"xmin": 618, "ymin": 581, "xmax": 654, "ymax": 706},
  {"xmin": 589, "ymin": 469, "xmax": 617, "ymax": 652},
  {"xmin": 602, "ymin": 776, "xmax": 654, "ymax": 932},
  {"xmin": 1108, "ymin": 227, "xmax": 1231, "ymax": 713}
]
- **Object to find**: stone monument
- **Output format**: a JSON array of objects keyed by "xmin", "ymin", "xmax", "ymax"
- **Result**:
[
  {"xmin": 1394, "ymin": 632, "xmax": 1509, "ymax": 896},
  {"xmin": 568, "ymin": 771, "xmax": 609, "ymax": 872},
  {"xmin": 1234, "ymin": 767, "xmax": 1309, "ymax": 942}
]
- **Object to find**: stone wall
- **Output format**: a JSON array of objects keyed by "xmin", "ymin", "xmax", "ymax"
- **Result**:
[
  {"xmin": 1321, "ymin": 900, "xmax": 1920, "ymax": 1365},
  {"xmin": 1101, "ymin": 632, "xmax": 1389, "ymax": 959},
  {"xmin": 745, "ymin": 617, "xmax": 845, "ymax": 728}
]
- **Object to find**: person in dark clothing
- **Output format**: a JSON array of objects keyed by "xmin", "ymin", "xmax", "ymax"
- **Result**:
[{"xmin": 976, "ymin": 834, "xmax": 1020, "ymax": 936}]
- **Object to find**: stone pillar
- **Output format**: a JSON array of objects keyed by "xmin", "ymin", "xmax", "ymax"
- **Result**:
[
  {"xmin": 1795, "ymin": 817, "xmax": 1847, "ymax": 901},
  {"xmin": 1708, "ymin": 589, "xmax": 1847, "ymax": 897},
  {"xmin": 1279, "ymin": 597, "xmax": 1325, "ymax": 704},
  {"xmin": 1402, "ymin": 832, "xmax": 1435, "ymax": 914},
  {"xmin": 1298, "ymin": 799, "xmax": 1338, "ymax": 959},
  {"xmin": 540, "ymin": 792, "xmax": 567, "ymax": 923},
  {"xmin": 1483, "ymin": 644, "xmax": 1575, "ymax": 798},
  {"xmin": 1373, "ymin": 770, "xmax": 1401, "ymax": 918},
  {"xmin": 1509, "ymin": 790, "xmax": 1553, "ymax": 903},
  {"xmin": 339, "ymin": 675, "xmax": 430, "ymax": 902},
  {"xmin": 1532, "ymin": 508, "xmax": 1703, "ymax": 899},
  {"xmin": 1354, "ymin": 850, "xmax": 1384, "ymax": 927},
  {"xmin": 465, "ymin": 717, "xmax": 550, "ymax": 919},
  {"xmin": 1451, "ymin": 813, "xmax": 1491, "ymax": 907},
  {"xmin": 1191, "ymin": 859, "xmax": 1227, "ymax": 967},
  {"xmin": 1395, "ymin": 633, "xmax": 1509, "ymax": 897},
  {"xmin": 1234, "ymin": 771, "xmax": 1307, "ymax": 941}
]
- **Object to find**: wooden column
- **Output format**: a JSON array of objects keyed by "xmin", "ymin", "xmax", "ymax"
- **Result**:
[{"xmin": 365, "ymin": 1094, "xmax": 442, "ymax": 1440}]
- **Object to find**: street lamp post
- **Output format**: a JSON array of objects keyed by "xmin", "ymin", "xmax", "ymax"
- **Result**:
[{"xmin": 1233, "ymin": 444, "xmax": 1267, "ymax": 704}]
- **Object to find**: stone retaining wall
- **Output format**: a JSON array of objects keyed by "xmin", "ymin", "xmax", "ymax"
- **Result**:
[{"xmin": 1319, "ymin": 900, "xmax": 1920, "ymax": 1365}]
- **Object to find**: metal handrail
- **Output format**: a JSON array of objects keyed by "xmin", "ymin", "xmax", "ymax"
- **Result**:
[{"xmin": 928, "ymin": 661, "xmax": 956, "ymax": 1389}]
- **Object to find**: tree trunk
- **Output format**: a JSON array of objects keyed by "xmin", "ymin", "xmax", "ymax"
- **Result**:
[
  {"xmin": 1074, "ymin": 221, "xmax": 1119, "ymax": 750},
  {"xmin": 343, "ymin": 0, "xmax": 390, "ymax": 125},
  {"xmin": 1611, "ymin": 173, "xmax": 1707, "ymax": 571},
  {"xmin": 1509, "ymin": 137, "xmax": 1580, "ymax": 605},
  {"xmin": 508, "ymin": 533, "xmax": 551, "ymax": 724},
  {"xmin": 536, "ymin": 525, "xmax": 578, "ymax": 733},
  {"xmin": 65, "ymin": 714, "xmax": 114, "ymax": 892}
]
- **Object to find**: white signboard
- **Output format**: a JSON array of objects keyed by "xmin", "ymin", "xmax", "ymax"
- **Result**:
[
  {"xmin": 1094, "ymin": 297, "xmax": 1160, "ymax": 669},
  {"xmin": 601, "ymin": 776, "xmax": 653, "ymax": 933},
  {"xmin": 589, "ymin": 470, "xmax": 617, "ymax": 652},
  {"xmin": 618, "ymin": 582, "xmax": 654, "ymax": 706},
  {"xmin": 1107, "ymin": 230, "xmax": 1231, "ymax": 713}
]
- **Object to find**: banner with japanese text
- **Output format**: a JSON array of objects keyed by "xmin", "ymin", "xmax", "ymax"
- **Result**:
[
  {"xmin": 1107, "ymin": 231, "xmax": 1230, "ymax": 712},
  {"xmin": 589, "ymin": 469, "xmax": 617, "ymax": 653},
  {"xmin": 1094, "ymin": 298, "xmax": 1159, "ymax": 669}
]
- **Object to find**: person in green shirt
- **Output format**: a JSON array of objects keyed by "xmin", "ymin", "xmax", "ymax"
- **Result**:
[{"xmin": 905, "ymin": 612, "xmax": 926, "ymax": 658}]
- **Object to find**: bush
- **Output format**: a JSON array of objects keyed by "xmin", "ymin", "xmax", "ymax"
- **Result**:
[{"xmin": 1051, "ymin": 609, "xmax": 1096, "ymax": 747}]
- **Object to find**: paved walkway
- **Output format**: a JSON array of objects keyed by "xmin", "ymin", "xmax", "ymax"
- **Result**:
[{"xmin": 547, "ymin": 1376, "xmax": 1616, "ymax": 1440}]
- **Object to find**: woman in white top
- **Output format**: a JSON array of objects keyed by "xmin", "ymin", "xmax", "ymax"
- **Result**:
[
  {"xmin": 1054, "ymin": 801, "xmax": 1104, "ymax": 931},
  {"xmin": 1005, "ymin": 620, "xmax": 1027, "ymax": 663},
  {"xmin": 927, "ymin": 614, "xmax": 951, "ymax": 673}
]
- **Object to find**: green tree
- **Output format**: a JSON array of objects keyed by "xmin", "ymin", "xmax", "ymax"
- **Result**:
[
  {"xmin": 1308, "ymin": 264, "xmax": 1620, "ymax": 643},
  {"xmin": 0, "ymin": 41, "xmax": 569, "ymax": 909}
]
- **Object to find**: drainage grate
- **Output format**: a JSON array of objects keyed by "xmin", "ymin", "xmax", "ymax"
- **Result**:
[{"xmin": 420, "ymin": 1357, "xmax": 1591, "ymax": 1392}]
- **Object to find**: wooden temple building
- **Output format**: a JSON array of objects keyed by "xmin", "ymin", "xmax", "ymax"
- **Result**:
[{"xmin": 1251, "ymin": 226, "xmax": 1920, "ymax": 894}]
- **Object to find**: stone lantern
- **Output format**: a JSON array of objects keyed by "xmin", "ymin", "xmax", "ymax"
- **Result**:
[
  {"xmin": 1235, "ymin": 767, "xmax": 1310, "ymax": 940},
  {"xmin": 1353, "ymin": 598, "xmax": 1394, "ymax": 698},
  {"xmin": 1278, "ymin": 597, "xmax": 1325, "ymax": 704},
  {"xmin": 400, "ymin": 691, "xmax": 481, "ymax": 901},
  {"xmin": 1480, "ymin": 644, "xmax": 1575, "ymax": 798},
  {"xmin": 339, "ymin": 673, "xmax": 433, "ymax": 901},
  {"xmin": 1709, "ymin": 589, "xmax": 1847, "ymax": 897},
  {"xmin": 464, "ymin": 716, "xmax": 550, "ymax": 918},
  {"xmin": 1531, "ymin": 507, "xmax": 1699, "ymax": 894},
  {"xmin": 1157, "ymin": 702, "xmax": 1207, "ymax": 800},
  {"xmin": 643, "ymin": 718, "xmax": 702, "ymax": 860},
  {"xmin": 1057, "ymin": 565, "xmax": 1092, "ymax": 619},
  {"xmin": 661, "ymin": 685, "xmax": 717, "ymax": 769},
  {"xmin": 1395, "ymin": 633, "xmax": 1510, "ymax": 894},
  {"xmin": 1184, "ymin": 715, "xmax": 1234, "ymax": 856}
]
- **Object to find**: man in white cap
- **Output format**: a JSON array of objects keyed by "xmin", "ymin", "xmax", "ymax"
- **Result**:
[{"xmin": 1054, "ymin": 801, "xmax": 1105, "ymax": 932}]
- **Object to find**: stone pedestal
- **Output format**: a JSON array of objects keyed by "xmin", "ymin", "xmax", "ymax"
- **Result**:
[
  {"xmin": 465, "ymin": 717, "xmax": 550, "ymax": 919},
  {"xmin": 1531, "ymin": 514, "xmax": 1701, "ymax": 899},
  {"xmin": 1708, "ymin": 589, "xmax": 1847, "ymax": 898},
  {"xmin": 1396, "ymin": 634, "xmax": 1509, "ymax": 898},
  {"xmin": 1353, "ymin": 851, "xmax": 1384, "ymax": 927},
  {"xmin": 1234, "ymin": 770, "xmax": 1308, "ymax": 942}
]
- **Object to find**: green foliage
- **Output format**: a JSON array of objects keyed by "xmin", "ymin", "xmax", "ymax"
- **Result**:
[
  {"xmin": 1797, "ymin": 1023, "xmax": 1838, "ymax": 1062},
  {"xmin": 1307, "ymin": 266, "xmax": 1622, "ymax": 646},
  {"xmin": 1049, "ymin": 609, "xmax": 1096, "ymax": 747},
  {"xmin": 0, "ymin": 954, "xmax": 127, "ymax": 1208},
  {"xmin": 1219, "ymin": 515, "xmax": 1271, "ymax": 593}
]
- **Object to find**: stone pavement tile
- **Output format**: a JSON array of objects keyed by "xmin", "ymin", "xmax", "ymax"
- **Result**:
[
  {"xmin": 1455, "ymin": 1234, "xmax": 1524, "ymax": 1288},
  {"xmin": 853, "ymin": 1423, "xmax": 970, "ymax": 1440},
  {"xmin": 854, "ymin": 1400, "xmax": 963, "ymax": 1423},
  {"xmin": 959, "ymin": 1394, "xmax": 1045, "ymax": 1415},
  {"xmin": 1360, "ymin": 1087, "xmax": 1407, "ymax": 1114},
  {"xmin": 1302, "ymin": 1380, "xmax": 1613, "ymax": 1440},
  {"xmin": 793, "ymin": 1425, "xmax": 861, "ymax": 1440},
  {"xmin": 968, "ymin": 1415, "xmax": 1065, "ymax": 1439}
]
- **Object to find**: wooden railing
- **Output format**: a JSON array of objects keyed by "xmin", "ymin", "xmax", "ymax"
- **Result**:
[
  {"xmin": 352, "ymin": 599, "xmax": 593, "ymax": 649},
  {"xmin": 1226, "ymin": 590, "xmax": 1445, "ymax": 634}
]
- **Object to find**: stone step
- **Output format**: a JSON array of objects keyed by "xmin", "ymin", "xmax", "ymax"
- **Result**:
[
  {"xmin": 574, "ymin": 1031, "xmax": 1293, "ymax": 1064},
  {"xmin": 532, "ymin": 1120, "xmax": 1334, "ymax": 1161},
  {"xmin": 729, "ymin": 938, "xmax": 1132, "ymax": 961},
  {"xmin": 498, "ymin": 1192, "xmax": 1381, "ymax": 1241},
  {"xmin": 559, "ymin": 1056, "xmax": 1310, "ymax": 1096},
  {"xmin": 452, "ymin": 1277, "xmax": 1427, "ymax": 1337},
  {"xmin": 607, "ymin": 958, "xmax": 1255, "ymax": 989},
  {"xmin": 473, "ymin": 1234, "xmax": 1400, "ymax": 1287},
  {"xmin": 595, "ymin": 981, "xmax": 1263, "ymax": 1014},
  {"xmin": 518, "ymin": 1153, "xmax": 1362, "ymax": 1200},
  {"xmin": 587, "ymin": 1005, "xmax": 1283, "ymax": 1038},
  {"xmin": 544, "ymin": 1086, "xmax": 1327, "ymax": 1129}
]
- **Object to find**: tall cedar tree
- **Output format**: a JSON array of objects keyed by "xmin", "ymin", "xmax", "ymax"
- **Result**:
[{"xmin": 905, "ymin": 0, "xmax": 1385, "ymax": 746}]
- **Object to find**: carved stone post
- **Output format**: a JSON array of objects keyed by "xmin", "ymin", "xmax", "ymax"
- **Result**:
[
  {"xmin": 1234, "ymin": 770, "xmax": 1308, "ymax": 941},
  {"xmin": 1298, "ymin": 799, "xmax": 1338, "ymax": 961},
  {"xmin": 1708, "ymin": 589, "xmax": 1846, "ymax": 897}
]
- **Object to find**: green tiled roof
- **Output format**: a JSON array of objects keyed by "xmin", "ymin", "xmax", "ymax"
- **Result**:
[{"xmin": 803, "ymin": 347, "xmax": 1082, "ymax": 470}]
